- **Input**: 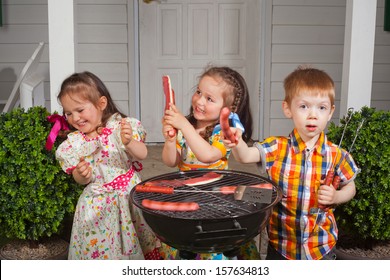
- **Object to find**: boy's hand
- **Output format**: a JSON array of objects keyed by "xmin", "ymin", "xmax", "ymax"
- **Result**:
[
  {"xmin": 120, "ymin": 118, "xmax": 133, "ymax": 146},
  {"xmin": 318, "ymin": 183, "xmax": 337, "ymax": 206}
]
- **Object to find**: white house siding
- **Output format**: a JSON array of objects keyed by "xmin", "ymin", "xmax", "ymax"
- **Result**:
[
  {"xmin": 0, "ymin": 0, "xmax": 132, "ymax": 115},
  {"xmin": 0, "ymin": 0, "xmax": 389, "ymax": 136},
  {"xmin": 373, "ymin": 0, "xmax": 390, "ymax": 111},
  {"xmin": 265, "ymin": 0, "xmax": 347, "ymax": 137},
  {"xmin": 76, "ymin": 0, "xmax": 132, "ymax": 116},
  {"xmin": 0, "ymin": 0, "xmax": 49, "ymax": 111},
  {"xmin": 264, "ymin": 0, "xmax": 390, "ymax": 138}
]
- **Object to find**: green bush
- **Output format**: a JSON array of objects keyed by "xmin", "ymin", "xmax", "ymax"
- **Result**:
[
  {"xmin": 0, "ymin": 106, "xmax": 81, "ymax": 241},
  {"xmin": 327, "ymin": 106, "xmax": 390, "ymax": 241}
]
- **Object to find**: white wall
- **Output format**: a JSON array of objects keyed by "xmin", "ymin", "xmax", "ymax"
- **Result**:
[
  {"xmin": 0, "ymin": 0, "xmax": 49, "ymax": 111},
  {"xmin": 372, "ymin": 0, "xmax": 390, "ymax": 111},
  {"xmin": 0, "ymin": 0, "xmax": 132, "ymax": 115},
  {"xmin": 261, "ymin": 0, "xmax": 390, "ymax": 138},
  {"xmin": 264, "ymin": 0, "xmax": 347, "ymax": 137},
  {"xmin": 0, "ymin": 0, "xmax": 389, "ymax": 138},
  {"xmin": 76, "ymin": 0, "xmax": 132, "ymax": 116}
]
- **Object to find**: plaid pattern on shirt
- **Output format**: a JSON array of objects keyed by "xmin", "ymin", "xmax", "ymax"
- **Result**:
[{"xmin": 254, "ymin": 129, "xmax": 359, "ymax": 260}]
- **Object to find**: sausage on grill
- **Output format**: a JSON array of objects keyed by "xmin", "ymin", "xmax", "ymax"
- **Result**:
[{"xmin": 141, "ymin": 199, "xmax": 200, "ymax": 211}]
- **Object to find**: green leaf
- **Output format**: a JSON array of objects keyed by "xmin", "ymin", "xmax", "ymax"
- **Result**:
[{"xmin": 0, "ymin": 107, "xmax": 82, "ymax": 241}]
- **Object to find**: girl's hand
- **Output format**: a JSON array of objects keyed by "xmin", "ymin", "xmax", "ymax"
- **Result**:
[
  {"xmin": 162, "ymin": 117, "xmax": 176, "ymax": 142},
  {"xmin": 120, "ymin": 119, "xmax": 133, "ymax": 146},
  {"xmin": 73, "ymin": 157, "xmax": 92, "ymax": 184},
  {"xmin": 221, "ymin": 127, "xmax": 242, "ymax": 148},
  {"xmin": 163, "ymin": 103, "xmax": 189, "ymax": 131},
  {"xmin": 120, "ymin": 118, "xmax": 147, "ymax": 160}
]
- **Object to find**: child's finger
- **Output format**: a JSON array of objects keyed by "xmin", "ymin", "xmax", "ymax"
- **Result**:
[{"xmin": 169, "ymin": 103, "xmax": 179, "ymax": 113}]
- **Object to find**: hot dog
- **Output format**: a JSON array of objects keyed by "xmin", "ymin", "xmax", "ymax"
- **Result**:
[
  {"xmin": 220, "ymin": 107, "xmax": 237, "ymax": 143},
  {"xmin": 320, "ymin": 170, "xmax": 341, "ymax": 210},
  {"xmin": 182, "ymin": 171, "xmax": 223, "ymax": 186},
  {"xmin": 162, "ymin": 75, "xmax": 176, "ymax": 137},
  {"xmin": 136, "ymin": 185, "xmax": 174, "ymax": 194},
  {"xmin": 219, "ymin": 183, "xmax": 273, "ymax": 194},
  {"xmin": 141, "ymin": 199, "xmax": 199, "ymax": 211},
  {"xmin": 332, "ymin": 175, "xmax": 341, "ymax": 189},
  {"xmin": 324, "ymin": 170, "xmax": 335, "ymax": 186},
  {"xmin": 143, "ymin": 172, "xmax": 222, "ymax": 188}
]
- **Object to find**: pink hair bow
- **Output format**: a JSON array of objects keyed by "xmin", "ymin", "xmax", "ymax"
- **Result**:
[{"xmin": 45, "ymin": 114, "xmax": 69, "ymax": 150}]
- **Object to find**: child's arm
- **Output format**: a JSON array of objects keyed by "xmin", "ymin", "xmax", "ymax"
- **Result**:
[
  {"xmin": 164, "ymin": 104, "xmax": 223, "ymax": 163},
  {"xmin": 181, "ymin": 125, "xmax": 224, "ymax": 163},
  {"xmin": 318, "ymin": 180, "xmax": 356, "ymax": 206},
  {"xmin": 121, "ymin": 119, "xmax": 148, "ymax": 160},
  {"xmin": 161, "ymin": 117, "xmax": 181, "ymax": 167},
  {"xmin": 222, "ymin": 128, "xmax": 261, "ymax": 164},
  {"xmin": 72, "ymin": 157, "xmax": 93, "ymax": 185}
]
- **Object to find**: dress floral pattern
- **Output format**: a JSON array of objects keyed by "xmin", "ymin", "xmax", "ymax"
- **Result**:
[
  {"xmin": 56, "ymin": 113, "xmax": 160, "ymax": 260},
  {"xmin": 176, "ymin": 129, "xmax": 230, "ymax": 170}
]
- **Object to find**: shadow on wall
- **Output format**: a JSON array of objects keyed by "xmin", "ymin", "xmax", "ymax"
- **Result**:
[{"xmin": 0, "ymin": 68, "xmax": 17, "ymax": 112}]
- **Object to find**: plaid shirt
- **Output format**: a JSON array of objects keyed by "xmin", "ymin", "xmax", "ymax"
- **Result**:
[{"xmin": 254, "ymin": 129, "xmax": 359, "ymax": 259}]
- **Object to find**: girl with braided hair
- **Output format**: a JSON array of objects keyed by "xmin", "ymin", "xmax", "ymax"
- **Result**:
[{"xmin": 160, "ymin": 66, "xmax": 258, "ymax": 259}]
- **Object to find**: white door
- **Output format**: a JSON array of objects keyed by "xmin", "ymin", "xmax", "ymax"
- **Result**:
[{"xmin": 139, "ymin": 0, "xmax": 262, "ymax": 143}]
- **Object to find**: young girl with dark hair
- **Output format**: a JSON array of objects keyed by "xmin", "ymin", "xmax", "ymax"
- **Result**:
[
  {"xmin": 56, "ymin": 71, "xmax": 160, "ymax": 260},
  {"xmin": 160, "ymin": 66, "xmax": 258, "ymax": 259}
]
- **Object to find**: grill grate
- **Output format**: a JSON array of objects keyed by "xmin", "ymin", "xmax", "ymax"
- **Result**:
[{"xmin": 131, "ymin": 170, "xmax": 281, "ymax": 220}]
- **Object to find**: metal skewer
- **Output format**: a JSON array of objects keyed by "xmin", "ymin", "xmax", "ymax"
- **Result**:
[
  {"xmin": 308, "ymin": 108, "xmax": 355, "ymax": 242},
  {"xmin": 309, "ymin": 116, "xmax": 365, "ymax": 241}
]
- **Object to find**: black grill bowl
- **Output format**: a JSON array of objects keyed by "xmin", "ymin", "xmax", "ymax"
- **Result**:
[{"xmin": 130, "ymin": 169, "xmax": 282, "ymax": 254}]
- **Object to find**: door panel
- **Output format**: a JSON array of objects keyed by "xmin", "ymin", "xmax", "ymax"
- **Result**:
[{"xmin": 140, "ymin": 0, "xmax": 261, "ymax": 142}]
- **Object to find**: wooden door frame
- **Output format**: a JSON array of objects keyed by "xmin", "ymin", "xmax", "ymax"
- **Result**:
[{"xmin": 131, "ymin": 0, "xmax": 266, "ymax": 141}]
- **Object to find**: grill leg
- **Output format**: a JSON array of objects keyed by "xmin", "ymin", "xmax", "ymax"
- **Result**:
[
  {"xmin": 178, "ymin": 250, "xmax": 198, "ymax": 260},
  {"xmin": 223, "ymin": 248, "xmax": 240, "ymax": 260}
]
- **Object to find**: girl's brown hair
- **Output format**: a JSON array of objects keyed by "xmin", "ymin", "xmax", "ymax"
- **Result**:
[
  {"xmin": 58, "ymin": 71, "xmax": 126, "ymax": 130},
  {"xmin": 187, "ymin": 66, "xmax": 253, "ymax": 142}
]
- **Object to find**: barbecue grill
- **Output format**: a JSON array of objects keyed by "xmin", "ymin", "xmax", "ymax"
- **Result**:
[{"xmin": 130, "ymin": 169, "xmax": 282, "ymax": 259}]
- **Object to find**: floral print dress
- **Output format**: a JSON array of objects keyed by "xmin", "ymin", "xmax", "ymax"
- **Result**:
[
  {"xmin": 159, "ymin": 129, "xmax": 260, "ymax": 260},
  {"xmin": 56, "ymin": 113, "xmax": 160, "ymax": 260}
]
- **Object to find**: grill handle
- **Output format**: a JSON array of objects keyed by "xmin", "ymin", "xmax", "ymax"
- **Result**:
[{"xmin": 194, "ymin": 219, "xmax": 247, "ymax": 241}]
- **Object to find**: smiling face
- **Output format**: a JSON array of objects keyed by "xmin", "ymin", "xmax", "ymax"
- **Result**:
[
  {"xmin": 61, "ymin": 93, "xmax": 107, "ymax": 138},
  {"xmin": 191, "ymin": 75, "xmax": 229, "ymax": 129},
  {"xmin": 283, "ymin": 91, "xmax": 335, "ymax": 147}
]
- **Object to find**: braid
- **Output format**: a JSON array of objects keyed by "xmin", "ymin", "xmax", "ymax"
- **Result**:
[
  {"xmin": 225, "ymin": 71, "xmax": 243, "ymax": 112},
  {"xmin": 216, "ymin": 67, "xmax": 253, "ymax": 142},
  {"xmin": 187, "ymin": 66, "xmax": 253, "ymax": 142}
]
